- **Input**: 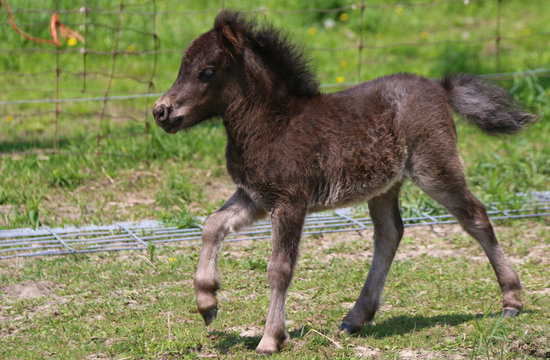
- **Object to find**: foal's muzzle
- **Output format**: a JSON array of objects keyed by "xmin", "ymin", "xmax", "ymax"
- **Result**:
[{"xmin": 152, "ymin": 104, "xmax": 183, "ymax": 133}]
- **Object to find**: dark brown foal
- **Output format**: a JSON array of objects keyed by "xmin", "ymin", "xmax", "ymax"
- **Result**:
[{"xmin": 153, "ymin": 10, "xmax": 533, "ymax": 354}]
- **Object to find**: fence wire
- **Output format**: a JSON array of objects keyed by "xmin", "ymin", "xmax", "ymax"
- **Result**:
[
  {"xmin": 2, "ymin": 0, "xmax": 549, "ymax": 157},
  {"xmin": 1, "ymin": 191, "xmax": 549, "ymax": 260}
]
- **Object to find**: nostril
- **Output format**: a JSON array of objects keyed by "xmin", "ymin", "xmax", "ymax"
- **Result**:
[{"xmin": 154, "ymin": 104, "xmax": 170, "ymax": 122}]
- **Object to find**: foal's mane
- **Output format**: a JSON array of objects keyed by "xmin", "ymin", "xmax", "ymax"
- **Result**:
[{"xmin": 217, "ymin": 11, "xmax": 320, "ymax": 98}]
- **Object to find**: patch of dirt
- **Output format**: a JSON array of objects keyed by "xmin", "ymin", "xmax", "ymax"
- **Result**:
[
  {"xmin": 0, "ymin": 205, "xmax": 14, "ymax": 215},
  {"xmin": 523, "ymin": 245, "xmax": 550, "ymax": 266},
  {"xmin": 1, "ymin": 280, "xmax": 55, "ymax": 300},
  {"xmin": 354, "ymin": 345, "xmax": 381, "ymax": 358},
  {"xmin": 40, "ymin": 166, "xmax": 165, "ymax": 225},
  {"xmin": 228, "ymin": 325, "xmax": 264, "ymax": 338},
  {"xmin": 0, "ymin": 280, "xmax": 71, "ymax": 338},
  {"xmin": 294, "ymin": 222, "xmax": 549, "ymax": 266},
  {"xmin": 85, "ymin": 353, "xmax": 112, "ymax": 360},
  {"xmin": 398, "ymin": 348, "xmax": 465, "ymax": 359},
  {"xmin": 527, "ymin": 288, "xmax": 550, "ymax": 296},
  {"xmin": 508, "ymin": 329, "xmax": 550, "ymax": 359}
]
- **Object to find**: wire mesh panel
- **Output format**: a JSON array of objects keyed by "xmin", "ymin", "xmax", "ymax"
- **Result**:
[{"xmin": 1, "ymin": 191, "xmax": 548, "ymax": 260}]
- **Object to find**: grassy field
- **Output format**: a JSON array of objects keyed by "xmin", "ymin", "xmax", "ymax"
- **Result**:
[
  {"xmin": 1, "ymin": 222, "xmax": 549, "ymax": 359},
  {"xmin": 1, "ymin": 0, "xmax": 549, "ymax": 358},
  {"xmin": 1, "ymin": 0, "xmax": 549, "ymax": 229}
]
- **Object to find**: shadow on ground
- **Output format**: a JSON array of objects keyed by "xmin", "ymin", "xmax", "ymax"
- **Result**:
[
  {"xmin": 210, "ymin": 326, "xmax": 315, "ymax": 353},
  {"xmin": 357, "ymin": 312, "xmax": 476, "ymax": 338},
  {"xmin": 357, "ymin": 310, "xmax": 532, "ymax": 338},
  {"xmin": 208, "ymin": 310, "xmax": 529, "ymax": 353}
]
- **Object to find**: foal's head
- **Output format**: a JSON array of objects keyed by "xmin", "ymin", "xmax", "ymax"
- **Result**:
[{"xmin": 153, "ymin": 10, "xmax": 320, "ymax": 133}]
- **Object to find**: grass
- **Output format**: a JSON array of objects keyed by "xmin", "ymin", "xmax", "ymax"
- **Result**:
[
  {"xmin": 0, "ymin": 222, "xmax": 548, "ymax": 359},
  {"xmin": 1, "ymin": 0, "xmax": 549, "ymax": 229}
]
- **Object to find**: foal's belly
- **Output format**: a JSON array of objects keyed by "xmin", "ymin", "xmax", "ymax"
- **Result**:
[{"xmin": 308, "ymin": 172, "xmax": 404, "ymax": 212}]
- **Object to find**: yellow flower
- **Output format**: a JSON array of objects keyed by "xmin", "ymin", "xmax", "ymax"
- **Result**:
[
  {"xmin": 420, "ymin": 31, "xmax": 429, "ymax": 39},
  {"xmin": 522, "ymin": 28, "xmax": 532, "ymax": 36},
  {"xmin": 395, "ymin": 6, "xmax": 404, "ymax": 15},
  {"xmin": 169, "ymin": 257, "xmax": 175, "ymax": 262},
  {"xmin": 339, "ymin": 60, "xmax": 348, "ymax": 68},
  {"xmin": 67, "ymin": 37, "xmax": 78, "ymax": 46},
  {"xmin": 547, "ymin": 89, "xmax": 550, "ymax": 98},
  {"xmin": 308, "ymin": 27, "xmax": 317, "ymax": 35},
  {"xmin": 375, "ymin": 33, "xmax": 383, "ymax": 40},
  {"xmin": 336, "ymin": 76, "xmax": 345, "ymax": 83},
  {"xmin": 127, "ymin": 45, "xmax": 136, "ymax": 52},
  {"xmin": 339, "ymin": 13, "xmax": 349, "ymax": 22},
  {"xmin": 6, "ymin": 115, "xmax": 13, "ymax": 123}
]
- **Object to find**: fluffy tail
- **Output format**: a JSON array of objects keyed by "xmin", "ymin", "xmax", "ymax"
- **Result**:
[{"xmin": 440, "ymin": 73, "xmax": 536, "ymax": 135}]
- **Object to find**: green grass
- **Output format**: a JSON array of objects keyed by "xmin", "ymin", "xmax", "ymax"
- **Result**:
[
  {"xmin": 1, "ymin": 0, "xmax": 549, "ymax": 229},
  {"xmin": 1, "ymin": 221, "xmax": 548, "ymax": 359}
]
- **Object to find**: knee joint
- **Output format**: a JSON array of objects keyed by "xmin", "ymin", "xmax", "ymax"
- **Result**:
[
  {"xmin": 202, "ymin": 215, "xmax": 229, "ymax": 241},
  {"xmin": 267, "ymin": 262, "xmax": 293, "ymax": 288}
]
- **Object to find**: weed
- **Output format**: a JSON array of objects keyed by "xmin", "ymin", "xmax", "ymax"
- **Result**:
[
  {"xmin": 148, "ymin": 239, "xmax": 156, "ymax": 262},
  {"xmin": 469, "ymin": 305, "xmax": 513, "ymax": 360}
]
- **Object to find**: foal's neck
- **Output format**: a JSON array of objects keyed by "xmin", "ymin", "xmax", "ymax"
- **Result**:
[{"xmin": 223, "ymin": 85, "xmax": 306, "ymax": 147}]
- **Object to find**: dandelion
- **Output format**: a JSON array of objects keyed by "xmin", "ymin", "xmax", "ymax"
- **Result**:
[
  {"xmin": 522, "ymin": 28, "xmax": 532, "ymax": 36},
  {"xmin": 308, "ymin": 27, "xmax": 317, "ymax": 35},
  {"xmin": 323, "ymin": 18, "xmax": 335, "ymax": 30},
  {"xmin": 67, "ymin": 37, "xmax": 78, "ymax": 46},
  {"xmin": 339, "ymin": 60, "xmax": 348, "ymax": 68},
  {"xmin": 420, "ymin": 31, "xmax": 429, "ymax": 39},
  {"xmin": 375, "ymin": 33, "xmax": 383, "ymax": 40},
  {"xmin": 127, "ymin": 45, "xmax": 136, "ymax": 52},
  {"xmin": 395, "ymin": 6, "xmax": 404, "ymax": 15},
  {"xmin": 6, "ymin": 115, "xmax": 13, "ymax": 123},
  {"xmin": 547, "ymin": 89, "xmax": 550, "ymax": 98},
  {"xmin": 339, "ymin": 13, "xmax": 349, "ymax": 22},
  {"xmin": 336, "ymin": 76, "xmax": 345, "ymax": 83},
  {"xmin": 169, "ymin": 257, "xmax": 175, "ymax": 262}
]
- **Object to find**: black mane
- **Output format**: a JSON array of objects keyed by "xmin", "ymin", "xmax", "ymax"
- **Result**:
[{"xmin": 217, "ymin": 11, "xmax": 320, "ymax": 98}]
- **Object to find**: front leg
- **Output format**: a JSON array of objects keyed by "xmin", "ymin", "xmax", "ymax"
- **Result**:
[
  {"xmin": 194, "ymin": 188, "xmax": 263, "ymax": 325},
  {"xmin": 256, "ymin": 201, "xmax": 307, "ymax": 354}
]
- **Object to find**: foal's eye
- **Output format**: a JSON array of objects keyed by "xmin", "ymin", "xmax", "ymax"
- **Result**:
[{"xmin": 199, "ymin": 68, "xmax": 216, "ymax": 83}]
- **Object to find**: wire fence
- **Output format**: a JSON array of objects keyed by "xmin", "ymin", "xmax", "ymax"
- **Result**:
[
  {"xmin": 1, "ymin": 0, "xmax": 549, "ymax": 157},
  {"xmin": 1, "ymin": 191, "xmax": 549, "ymax": 260}
]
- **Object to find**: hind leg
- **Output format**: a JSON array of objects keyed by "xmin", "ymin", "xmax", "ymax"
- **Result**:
[
  {"xmin": 340, "ymin": 184, "xmax": 404, "ymax": 333},
  {"xmin": 411, "ymin": 159, "xmax": 522, "ymax": 316}
]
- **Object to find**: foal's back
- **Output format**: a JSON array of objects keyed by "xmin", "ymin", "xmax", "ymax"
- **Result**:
[
  {"xmin": 296, "ymin": 73, "xmax": 456, "ymax": 209},
  {"xmin": 326, "ymin": 73, "xmax": 456, "ymax": 145}
]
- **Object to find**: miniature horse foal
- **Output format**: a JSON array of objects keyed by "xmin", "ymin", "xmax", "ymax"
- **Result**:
[{"xmin": 153, "ymin": 11, "xmax": 533, "ymax": 354}]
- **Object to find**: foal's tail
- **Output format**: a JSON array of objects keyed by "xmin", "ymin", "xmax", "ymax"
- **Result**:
[{"xmin": 440, "ymin": 73, "xmax": 536, "ymax": 135}]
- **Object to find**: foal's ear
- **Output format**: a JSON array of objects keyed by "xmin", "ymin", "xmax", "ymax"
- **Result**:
[{"xmin": 214, "ymin": 11, "xmax": 245, "ymax": 58}]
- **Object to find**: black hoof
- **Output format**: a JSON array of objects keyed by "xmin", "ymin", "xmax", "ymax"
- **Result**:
[
  {"xmin": 201, "ymin": 307, "xmax": 218, "ymax": 326},
  {"xmin": 339, "ymin": 322, "xmax": 360, "ymax": 334},
  {"xmin": 502, "ymin": 308, "xmax": 520, "ymax": 318}
]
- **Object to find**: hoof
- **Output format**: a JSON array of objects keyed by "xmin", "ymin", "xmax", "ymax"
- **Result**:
[
  {"xmin": 256, "ymin": 336, "xmax": 285, "ymax": 355},
  {"xmin": 503, "ymin": 308, "xmax": 520, "ymax": 318},
  {"xmin": 256, "ymin": 344, "xmax": 278, "ymax": 355},
  {"xmin": 339, "ymin": 322, "xmax": 360, "ymax": 334},
  {"xmin": 201, "ymin": 307, "xmax": 218, "ymax": 326}
]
